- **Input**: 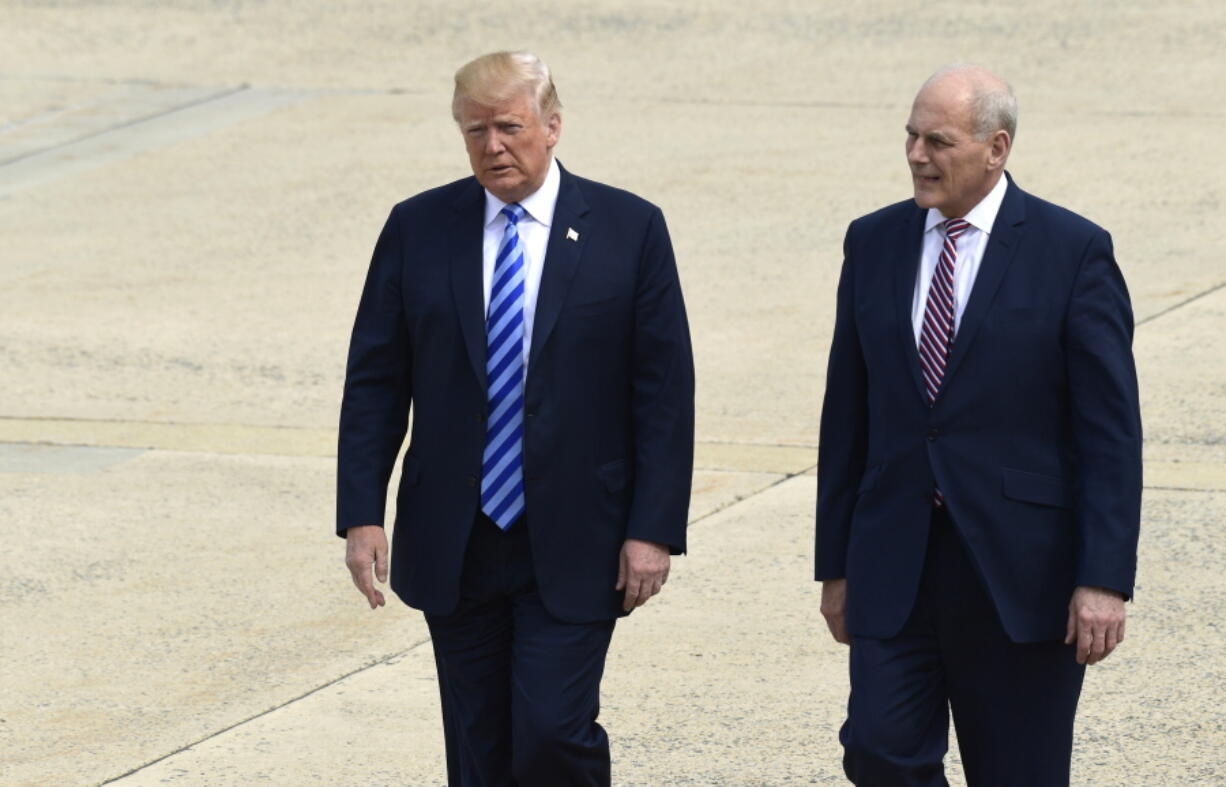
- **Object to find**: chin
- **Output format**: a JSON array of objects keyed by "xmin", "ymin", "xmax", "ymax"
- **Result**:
[{"xmin": 483, "ymin": 181, "xmax": 523, "ymax": 202}]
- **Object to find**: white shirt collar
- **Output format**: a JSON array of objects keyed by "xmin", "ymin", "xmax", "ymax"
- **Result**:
[
  {"xmin": 483, "ymin": 157, "xmax": 560, "ymax": 228},
  {"xmin": 924, "ymin": 172, "xmax": 1009, "ymax": 235}
]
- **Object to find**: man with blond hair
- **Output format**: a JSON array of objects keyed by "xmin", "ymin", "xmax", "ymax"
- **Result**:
[
  {"xmin": 337, "ymin": 51, "xmax": 694, "ymax": 785},
  {"xmin": 816, "ymin": 65, "xmax": 1141, "ymax": 785}
]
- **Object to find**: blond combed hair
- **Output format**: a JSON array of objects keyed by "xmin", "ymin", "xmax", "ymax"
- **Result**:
[{"xmin": 452, "ymin": 51, "xmax": 562, "ymax": 122}]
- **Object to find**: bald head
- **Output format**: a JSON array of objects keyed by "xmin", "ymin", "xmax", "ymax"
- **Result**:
[{"xmin": 918, "ymin": 65, "xmax": 1017, "ymax": 141}]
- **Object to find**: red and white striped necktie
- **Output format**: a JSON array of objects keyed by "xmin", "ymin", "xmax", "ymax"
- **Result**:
[
  {"xmin": 919, "ymin": 218, "xmax": 969, "ymax": 507},
  {"xmin": 919, "ymin": 218, "xmax": 970, "ymax": 404}
]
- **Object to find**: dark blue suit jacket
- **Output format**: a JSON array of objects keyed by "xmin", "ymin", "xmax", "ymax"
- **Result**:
[
  {"xmin": 816, "ymin": 175, "xmax": 1142, "ymax": 643},
  {"xmin": 337, "ymin": 164, "xmax": 695, "ymax": 623}
]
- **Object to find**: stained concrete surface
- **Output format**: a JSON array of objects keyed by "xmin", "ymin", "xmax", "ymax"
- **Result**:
[
  {"xmin": 0, "ymin": 443, "xmax": 144, "ymax": 473},
  {"xmin": 1, "ymin": 1, "xmax": 1223, "ymax": 785}
]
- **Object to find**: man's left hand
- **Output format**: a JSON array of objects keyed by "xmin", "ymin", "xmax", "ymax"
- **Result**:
[
  {"xmin": 616, "ymin": 539, "xmax": 670, "ymax": 611},
  {"xmin": 1065, "ymin": 585, "xmax": 1127, "ymax": 665}
]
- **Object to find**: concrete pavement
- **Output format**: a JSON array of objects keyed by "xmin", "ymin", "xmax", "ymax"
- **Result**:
[{"xmin": 2, "ymin": 1, "xmax": 1223, "ymax": 784}]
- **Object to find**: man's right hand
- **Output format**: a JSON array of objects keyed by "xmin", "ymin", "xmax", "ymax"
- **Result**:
[
  {"xmin": 821, "ymin": 578, "xmax": 850, "ymax": 645},
  {"xmin": 345, "ymin": 525, "xmax": 389, "ymax": 609}
]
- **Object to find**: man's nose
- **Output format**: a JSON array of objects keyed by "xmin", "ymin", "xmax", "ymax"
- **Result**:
[
  {"xmin": 907, "ymin": 140, "xmax": 926, "ymax": 164},
  {"xmin": 484, "ymin": 132, "xmax": 506, "ymax": 155}
]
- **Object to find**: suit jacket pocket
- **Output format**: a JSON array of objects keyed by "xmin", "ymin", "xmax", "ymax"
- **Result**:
[
  {"xmin": 569, "ymin": 294, "xmax": 626, "ymax": 318},
  {"xmin": 1001, "ymin": 466, "xmax": 1071, "ymax": 508},
  {"xmin": 596, "ymin": 458, "xmax": 627, "ymax": 493}
]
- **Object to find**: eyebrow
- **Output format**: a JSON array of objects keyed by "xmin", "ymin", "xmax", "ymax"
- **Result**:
[{"xmin": 905, "ymin": 125, "xmax": 955, "ymax": 145}]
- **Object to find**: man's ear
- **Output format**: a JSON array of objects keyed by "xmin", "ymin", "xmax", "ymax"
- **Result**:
[
  {"xmin": 988, "ymin": 129, "xmax": 1011, "ymax": 170},
  {"xmin": 545, "ymin": 112, "xmax": 562, "ymax": 149}
]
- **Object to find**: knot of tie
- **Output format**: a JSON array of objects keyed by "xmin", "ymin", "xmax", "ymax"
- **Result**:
[
  {"xmin": 944, "ymin": 218, "xmax": 970, "ymax": 241},
  {"xmin": 501, "ymin": 203, "xmax": 526, "ymax": 225}
]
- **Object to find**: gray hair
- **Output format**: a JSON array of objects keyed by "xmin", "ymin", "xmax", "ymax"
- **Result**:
[
  {"xmin": 924, "ymin": 64, "xmax": 1018, "ymax": 141},
  {"xmin": 452, "ymin": 51, "xmax": 562, "ymax": 122}
]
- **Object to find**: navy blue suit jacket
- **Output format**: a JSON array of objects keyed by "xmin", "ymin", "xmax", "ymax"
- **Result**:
[
  {"xmin": 337, "ymin": 164, "xmax": 695, "ymax": 623},
  {"xmin": 816, "ymin": 175, "xmax": 1142, "ymax": 643}
]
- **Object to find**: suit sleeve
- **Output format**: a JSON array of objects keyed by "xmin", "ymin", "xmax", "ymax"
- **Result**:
[
  {"xmin": 336, "ymin": 206, "xmax": 412, "ymax": 537},
  {"xmin": 815, "ymin": 224, "xmax": 870, "ymax": 580},
  {"xmin": 1065, "ymin": 229, "xmax": 1142, "ymax": 596},
  {"xmin": 625, "ymin": 207, "xmax": 695, "ymax": 554}
]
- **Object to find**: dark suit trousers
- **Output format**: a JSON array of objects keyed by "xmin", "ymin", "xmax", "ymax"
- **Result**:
[
  {"xmin": 425, "ymin": 514, "xmax": 616, "ymax": 787},
  {"xmin": 841, "ymin": 507, "xmax": 1086, "ymax": 786}
]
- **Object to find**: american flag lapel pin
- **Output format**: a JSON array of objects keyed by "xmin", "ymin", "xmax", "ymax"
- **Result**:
[{"xmin": 566, "ymin": 227, "xmax": 579, "ymax": 242}]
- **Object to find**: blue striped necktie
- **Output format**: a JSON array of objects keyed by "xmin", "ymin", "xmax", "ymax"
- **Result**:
[{"xmin": 481, "ymin": 203, "xmax": 528, "ymax": 529}]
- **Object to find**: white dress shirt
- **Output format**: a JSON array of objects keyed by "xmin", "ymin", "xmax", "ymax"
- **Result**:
[
  {"xmin": 482, "ymin": 157, "xmax": 561, "ymax": 376},
  {"xmin": 911, "ymin": 174, "xmax": 1009, "ymax": 344}
]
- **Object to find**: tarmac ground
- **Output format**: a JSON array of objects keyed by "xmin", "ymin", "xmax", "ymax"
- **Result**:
[{"xmin": 2, "ymin": 2, "xmax": 1224, "ymax": 785}]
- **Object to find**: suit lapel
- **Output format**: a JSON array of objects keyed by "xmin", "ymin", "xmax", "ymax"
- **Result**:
[
  {"xmin": 895, "ymin": 206, "xmax": 929, "ymax": 403},
  {"xmin": 941, "ymin": 177, "xmax": 1026, "ymax": 391},
  {"xmin": 528, "ymin": 164, "xmax": 590, "ymax": 370},
  {"xmin": 449, "ymin": 179, "xmax": 488, "ymax": 387}
]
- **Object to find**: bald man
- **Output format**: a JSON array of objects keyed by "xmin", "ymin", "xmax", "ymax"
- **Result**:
[{"xmin": 815, "ymin": 66, "xmax": 1141, "ymax": 785}]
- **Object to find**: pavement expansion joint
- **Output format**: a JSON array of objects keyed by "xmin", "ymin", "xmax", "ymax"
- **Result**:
[
  {"xmin": 0, "ymin": 415, "xmax": 1221, "ymax": 489},
  {"xmin": 688, "ymin": 466, "xmax": 814, "ymax": 528},
  {"xmin": 1136, "ymin": 280, "xmax": 1226, "ymax": 326},
  {"xmin": 0, "ymin": 84, "xmax": 248, "ymax": 168},
  {"xmin": 96, "ymin": 639, "xmax": 435, "ymax": 786},
  {"xmin": 91, "ymin": 470, "xmax": 813, "ymax": 784},
  {"xmin": 0, "ymin": 416, "xmax": 822, "ymax": 475},
  {"xmin": 0, "ymin": 81, "xmax": 315, "ymax": 197}
]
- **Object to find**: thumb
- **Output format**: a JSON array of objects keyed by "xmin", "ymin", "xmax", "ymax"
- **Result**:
[
  {"xmin": 615, "ymin": 549, "xmax": 627, "ymax": 590},
  {"xmin": 1064, "ymin": 606, "xmax": 1076, "ymax": 645}
]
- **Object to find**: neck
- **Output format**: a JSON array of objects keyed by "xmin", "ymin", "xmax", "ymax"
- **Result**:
[{"xmin": 941, "ymin": 170, "xmax": 1003, "ymax": 218}]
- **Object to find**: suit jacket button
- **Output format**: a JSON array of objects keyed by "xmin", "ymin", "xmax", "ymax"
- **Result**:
[
  {"xmin": 475, "ymin": 413, "xmax": 484, "ymax": 423},
  {"xmin": 467, "ymin": 475, "xmax": 477, "ymax": 487},
  {"xmin": 927, "ymin": 428, "xmax": 938, "ymax": 442}
]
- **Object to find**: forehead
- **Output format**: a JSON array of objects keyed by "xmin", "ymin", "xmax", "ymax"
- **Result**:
[
  {"xmin": 907, "ymin": 80, "xmax": 974, "ymax": 134},
  {"xmin": 457, "ymin": 91, "xmax": 539, "ymax": 125}
]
